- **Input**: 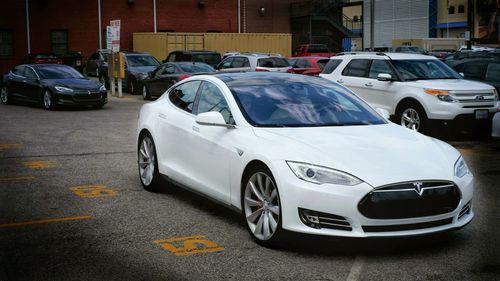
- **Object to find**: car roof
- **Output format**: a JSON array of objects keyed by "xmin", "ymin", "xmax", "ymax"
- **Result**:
[
  {"xmin": 333, "ymin": 52, "xmax": 435, "ymax": 60},
  {"xmin": 172, "ymin": 50, "xmax": 220, "ymax": 54},
  {"xmin": 214, "ymin": 72, "xmax": 323, "ymax": 87}
]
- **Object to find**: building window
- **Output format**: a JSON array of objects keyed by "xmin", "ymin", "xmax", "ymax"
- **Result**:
[
  {"xmin": 458, "ymin": 5, "xmax": 465, "ymax": 13},
  {"xmin": 448, "ymin": 5, "xmax": 455, "ymax": 14},
  {"xmin": 0, "ymin": 29, "xmax": 14, "ymax": 57},
  {"xmin": 51, "ymin": 30, "xmax": 68, "ymax": 55}
]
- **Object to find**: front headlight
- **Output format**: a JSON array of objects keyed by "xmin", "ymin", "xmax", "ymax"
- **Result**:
[
  {"xmin": 99, "ymin": 85, "xmax": 106, "ymax": 91},
  {"xmin": 454, "ymin": 156, "xmax": 470, "ymax": 178},
  {"xmin": 424, "ymin": 89, "xmax": 456, "ymax": 103},
  {"xmin": 54, "ymin": 86, "xmax": 73, "ymax": 93},
  {"xmin": 286, "ymin": 161, "xmax": 363, "ymax": 186}
]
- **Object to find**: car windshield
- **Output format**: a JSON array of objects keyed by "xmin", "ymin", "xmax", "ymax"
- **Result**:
[
  {"xmin": 126, "ymin": 55, "xmax": 160, "ymax": 67},
  {"xmin": 192, "ymin": 54, "xmax": 221, "ymax": 66},
  {"xmin": 178, "ymin": 63, "xmax": 215, "ymax": 73},
  {"xmin": 37, "ymin": 65, "xmax": 84, "ymax": 79},
  {"xmin": 391, "ymin": 59, "xmax": 462, "ymax": 80},
  {"xmin": 257, "ymin": 58, "xmax": 290, "ymax": 68},
  {"xmin": 229, "ymin": 76, "xmax": 385, "ymax": 127}
]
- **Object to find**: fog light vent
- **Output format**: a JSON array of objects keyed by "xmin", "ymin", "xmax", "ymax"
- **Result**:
[
  {"xmin": 458, "ymin": 201, "xmax": 471, "ymax": 220},
  {"xmin": 298, "ymin": 208, "xmax": 352, "ymax": 231}
]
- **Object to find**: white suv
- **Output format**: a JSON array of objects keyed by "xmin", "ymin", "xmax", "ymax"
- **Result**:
[{"xmin": 320, "ymin": 52, "xmax": 499, "ymax": 134}]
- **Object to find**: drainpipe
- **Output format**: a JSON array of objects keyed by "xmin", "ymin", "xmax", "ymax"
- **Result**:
[
  {"xmin": 153, "ymin": 0, "xmax": 157, "ymax": 33},
  {"xmin": 237, "ymin": 0, "xmax": 241, "ymax": 33},
  {"xmin": 25, "ymin": 0, "xmax": 31, "ymax": 54},
  {"xmin": 98, "ymin": 0, "xmax": 102, "ymax": 49}
]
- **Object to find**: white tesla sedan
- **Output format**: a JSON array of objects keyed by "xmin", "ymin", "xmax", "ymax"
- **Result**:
[{"xmin": 136, "ymin": 73, "xmax": 473, "ymax": 247}]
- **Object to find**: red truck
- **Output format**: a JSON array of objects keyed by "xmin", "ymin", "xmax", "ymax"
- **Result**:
[{"xmin": 293, "ymin": 44, "xmax": 336, "ymax": 57}]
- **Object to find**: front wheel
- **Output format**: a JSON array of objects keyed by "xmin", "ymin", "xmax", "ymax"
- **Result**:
[
  {"xmin": 242, "ymin": 167, "xmax": 283, "ymax": 247},
  {"xmin": 396, "ymin": 103, "xmax": 428, "ymax": 133},
  {"xmin": 99, "ymin": 74, "xmax": 109, "ymax": 90},
  {"xmin": 1, "ymin": 85, "xmax": 12, "ymax": 104},
  {"xmin": 43, "ymin": 90, "xmax": 56, "ymax": 110},
  {"xmin": 138, "ymin": 133, "xmax": 163, "ymax": 192}
]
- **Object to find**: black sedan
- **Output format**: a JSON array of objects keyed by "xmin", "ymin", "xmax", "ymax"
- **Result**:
[
  {"xmin": 1, "ymin": 64, "xmax": 107, "ymax": 110},
  {"xmin": 140, "ymin": 62, "xmax": 215, "ymax": 100}
]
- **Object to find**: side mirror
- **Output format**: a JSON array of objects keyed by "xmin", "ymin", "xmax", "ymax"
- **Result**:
[
  {"xmin": 375, "ymin": 108, "xmax": 390, "ymax": 120},
  {"xmin": 195, "ymin": 112, "xmax": 234, "ymax": 128},
  {"xmin": 377, "ymin": 73, "xmax": 393, "ymax": 82}
]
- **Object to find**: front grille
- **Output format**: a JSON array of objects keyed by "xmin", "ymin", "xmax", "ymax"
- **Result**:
[
  {"xmin": 73, "ymin": 92, "xmax": 102, "ymax": 101},
  {"xmin": 362, "ymin": 218, "xmax": 453, "ymax": 233},
  {"xmin": 454, "ymin": 92, "xmax": 495, "ymax": 107},
  {"xmin": 458, "ymin": 201, "xmax": 471, "ymax": 220},
  {"xmin": 298, "ymin": 208, "xmax": 352, "ymax": 231},
  {"xmin": 358, "ymin": 181, "xmax": 461, "ymax": 219}
]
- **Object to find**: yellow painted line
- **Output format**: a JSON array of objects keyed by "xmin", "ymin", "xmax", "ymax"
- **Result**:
[
  {"xmin": 0, "ymin": 143, "xmax": 21, "ymax": 150},
  {"xmin": 0, "ymin": 215, "xmax": 92, "ymax": 228},
  {"xmin": 23, "ymin": 160, "xmax": 58, "ymax": 169},
  {"xmin": 154, "ymin": 235, "xmax": 224, "ymax": 256},
  {"xmin": 70, "ymin": 185, "xmax": 117, "ymax": 198},
  {"xmin": 0, "ymin": 176, "xmax": 35, "ymax": 181}
]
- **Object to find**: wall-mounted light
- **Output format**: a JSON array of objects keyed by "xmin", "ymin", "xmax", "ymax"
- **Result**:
[
  {"xmin": 198, "ymin": 0, "xmax": 205, "ymax": 7},
  {"xmin": 258, "ymin": 6, "xmax": 266, "ymax": 16}
]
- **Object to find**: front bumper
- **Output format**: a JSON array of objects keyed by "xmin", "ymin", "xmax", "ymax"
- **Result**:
[
  {"xmin": 273, "ymin": 162, "xmax": 474, "ymax": 238},
  {"xmin": 55, "ymin": 91, "xmax": 108, "ymax": 106}
]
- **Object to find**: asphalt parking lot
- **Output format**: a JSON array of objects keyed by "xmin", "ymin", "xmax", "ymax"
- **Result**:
[{"xmin": 1, "ymin": 92, "xmax": 499, "ymax": 281}]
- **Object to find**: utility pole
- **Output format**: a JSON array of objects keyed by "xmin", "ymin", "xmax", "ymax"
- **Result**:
[
  {"xmin": 466, "ymin": 0, "xmax": 474, "ymax": 50},
  {"xmin": 370, "ymin": 0, "xmax": 374, "ymax": 51}
]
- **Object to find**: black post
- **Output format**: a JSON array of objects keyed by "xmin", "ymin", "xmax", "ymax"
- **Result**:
[{"xmin": 467, "ymin": 0, "xmax": 473, "ymax": 50}]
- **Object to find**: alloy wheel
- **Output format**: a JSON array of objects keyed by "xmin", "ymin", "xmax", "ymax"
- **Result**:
[
  {"xmin": 43, "ymin": 91, "xmax": 52, "ymax": 109},
  {"xmin": 138, "ymin": 136, "xmax": 156, "ymax": 186},
  {"xmin": 142, "ymin": 85, "xmax": 148, "ymax": 99},
  {"xmin": 0, "ymin": 86, "xmax": 8, "ymax": 103},
  {"xmin": 243, "ymin": 172, "xmax": 280, "ymax": 241},
  {"xmin": 401, "ymin": 108, "xmax": 420, "ymax": 131}
]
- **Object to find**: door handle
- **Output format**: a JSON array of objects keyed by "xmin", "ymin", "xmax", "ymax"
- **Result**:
[
  {"xmin": 365, "ymin": 82, "xmax": 373, "ymax": 87},
  {"xmin": 336, "ymin": 79, "xmax": 344, "ymax": 83},
  {"xmin": 158, "ymin": 113, "xmax": 166, "ymax": 119},
  {"xmin": 192, "ymin": 126, "xmax": 200, "ymax": 133}
]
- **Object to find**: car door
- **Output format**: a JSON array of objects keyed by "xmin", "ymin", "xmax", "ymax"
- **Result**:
[
  {"xmin": 337, "ymin": 59, "xmax": 372, "ymax": 100},
  {"xmin": 484, "ymin": 62, "xmax": 500, "ymax": 92},
  {"xmin": 358, "ymin": 59, "xmax": 401, "ymax": 111},
  {"xmin": 6, "ymin": 65, "xmax": 26, "ymax": 99},
  {"xmin": 156, "ymin": 80, "xmax": 202, "ymax": 189},
  {"xmin": 188, "ymin": 81, "xmax": 236, "ymax": 203},
  {"xmin": 150, "ymin": 64, "xmax": 178, "ymax": 95},
  {"xmin": 22, "ymin": 66, "xmax": 42, "ymax": 102}
]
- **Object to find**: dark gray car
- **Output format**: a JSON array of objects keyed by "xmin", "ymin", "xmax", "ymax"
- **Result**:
[{"xmin": 85, "ymin": 49, "xmax": 110, "ymax": 77}]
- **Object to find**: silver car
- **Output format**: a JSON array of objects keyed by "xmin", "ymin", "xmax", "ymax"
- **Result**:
[{"xmin": 216, "ymin": 53, "xmax": 291, "ymax": 73}]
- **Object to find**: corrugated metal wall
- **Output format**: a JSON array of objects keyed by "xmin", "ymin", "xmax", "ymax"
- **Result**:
[
  {"xmin": 363, "ymin": 0, "xmax": 429, "ymax": 49},
  {"xmin": 133, "ymin": 32, "xmax": 292, "ymax": 60}
]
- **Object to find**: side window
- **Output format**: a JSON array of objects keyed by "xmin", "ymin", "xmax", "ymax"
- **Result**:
[
  {"xmin": 154, "ymin": 65, "xmax": 166, "ymax": 77},
  {"xmin": 296, "ymin": 59, "xmax": 311, "ymax": 68},
  {"xmin": 168, "ymin": 53, "xmax": 176, "ymax": 62},
  {"xmin": 168, "ymin": 81, "xmax": 201, "ymax": 113},
  {"xmin": 322, "ymin": 59, "xmax": 342, "ymax": 74},
  {"xmin": 24, "ymin": 67, "xmax": 37, "ymax": 80},
  {"xmin": 232, "ymin": 57, "xmax": 248, "ymax": 68},
  {"xmin": 242, "ymin": 58, "xmax": 250, "ymax": 67},
  {"xmin": 369, "ymin": 60, "xmax": 395, "ymax": 79},
  {"xmin": 463, "ymin": 62, "xmax": 485, "ymax": 79},
  {"xmin": 342, "ymin": 59, "xmax": 371, "ymax": 77},
  {"xmin": 219, "ymin": 57, "xmax": 234, "ymax": 69},
  {"xmin": 485, "ymin": 63, "xmax": 500, "ymax": 83},
  {"xmin": 164, "ymin": 65, "xmax": 176, "ymax": 74},
  {"xmin": 12, "ymin": 65, "xmax": 25, "ymax": 76},
  {"xmin": 195, "ymin": 82, "xmax": 233, "ymax": 124}
]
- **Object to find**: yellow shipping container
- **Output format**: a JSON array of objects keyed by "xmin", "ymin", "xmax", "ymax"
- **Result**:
[{"xmin": 133, "ymin": 32, "xmax": 292, "ymax": 61}]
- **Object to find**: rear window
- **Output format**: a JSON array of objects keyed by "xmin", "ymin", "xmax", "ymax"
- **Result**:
[
  {"xmin": 317, "ymin": 59, "xmax": 329, "ymax": 71},
  {"xmin": 192, "ymin": 53, "xmax": 221, "ymax": 66},
  {"xmin": 257, "ymin": 57, "xmax": 289, "ymax": 68},
  {"xmin": 178, "ymin": 63, "xmax": 215, "ymax": 73},
  {"xmin": 322, "ymin": 59, "xmax": 342, "ymax": 74}
]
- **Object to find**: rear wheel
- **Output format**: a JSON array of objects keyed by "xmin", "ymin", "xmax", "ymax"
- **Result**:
[
  {"xmin": 242, "ymin": 166, "xmax": 283, "ymax": 247},
  {"xmin": 138, "ymin": 132, "xmax": 163, "ymax": 192},
  {"xmin": 142, "ymin": 84, "xmax": 151, "ymax": 100},
  {"xmin": 1, "ymin": 85, "xmax": 11, "ymax": 104},
  {"xmin": 43, "ymin": 90, "xmax": 56, "ymax": 110},
  {"xmin": 128, "ymin": 77, "xmax": 138, "ymax": 95}
]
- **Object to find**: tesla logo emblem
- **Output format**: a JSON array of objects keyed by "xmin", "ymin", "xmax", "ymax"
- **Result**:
[
  {"xmin": 413, "ymin": 182, "xmax": 424, "ymax": 196},
  {"xmin": 475, "ymin": 95, "xmax": 484, "ymax": 101}
]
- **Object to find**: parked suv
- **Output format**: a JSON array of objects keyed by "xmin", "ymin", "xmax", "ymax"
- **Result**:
[
  {"xmin": 99, "ymin": 52, "xmax": 160, "ymax": 94},
  {"xmin": 320, "ymin": 52, "xmax": 499, "ymax": 135},
  {"xmin": 216, "ymin": 53, "xmax": 291, "ymax": 73}
]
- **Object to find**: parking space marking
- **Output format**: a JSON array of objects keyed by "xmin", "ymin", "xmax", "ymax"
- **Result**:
[
  {"xmin": 23, "ymin": 160, "xmax": 58, "ymax": 169},
  {"xmin": 154, "ymin": 235, "xmax": 224, "ymax": 256},
  {"xmin": 0, "ymin": 176, "xmax": 35, "ymax": 181},
  {"xmin": 346, "ymin": 256, "xmax": 365, "ymax": 281},
  {"xmin": 70, "ymin": 185, "xmax": 117, "ymax": 198},
  {"xmin": 0, "ymin": 143, "xmax": 21, "ymax": 150},
  {"xmin": 0, "ymin": 215, "xmax": 92, "ymax": 228}
]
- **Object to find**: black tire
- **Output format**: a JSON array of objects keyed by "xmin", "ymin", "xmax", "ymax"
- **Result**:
[
  {"xmin": 1, "ymin": 85, "xmax": 12, "ymax": 105},
  {"xmin": 142, "ymin": 84, "xmax": 151, "ymax": 100},
  {"xmin": 138, "ymin": 132, "xmax": 163, "ymax": 192},
  {"xmin": 42, "ymin": 90, "xmax": 57, "ymax": 110},
  {"xmin": 241, "ymin": 165, "xmax": 284, "ymax": 247},
  {"xmin": 128, "ymin": 77, "xmax": 138, "ymax": 95},
  {"xmin": 395, "ymin": 101, "xmax": 428, "ymax": 133}
]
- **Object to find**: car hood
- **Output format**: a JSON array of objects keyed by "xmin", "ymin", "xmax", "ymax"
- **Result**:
[
  {"xmin": 46, "ymin": 78, "xmax": 102, "ymax": 91},
  {"xmin": 406, "ymin": 79, "xmax": 495, "ymax": 91},
  {"xmin": 253, "ymin": 123, "xmax": 460, "ymax": 187},
  {"xmin": 129, "ymin": 66, "xmax": 158, "ymax": 74}
]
